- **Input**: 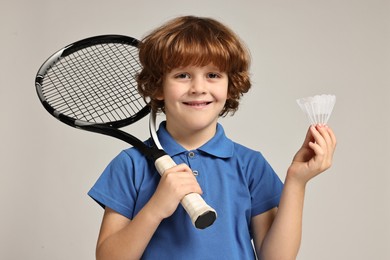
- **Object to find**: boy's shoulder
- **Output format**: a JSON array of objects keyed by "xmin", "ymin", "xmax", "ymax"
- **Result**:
[
  {"xmin": 120, "ymin": 138, "xmax": 154, "ymax": 157},
  {"xmin": 231, "ymin": 140, "xmax": 266, "ymax": 159}
]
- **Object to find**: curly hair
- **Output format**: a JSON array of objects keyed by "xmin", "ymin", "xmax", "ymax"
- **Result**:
[{"xmin": 137, "ymin": 16, "xmax": 251, "ymax": 116}]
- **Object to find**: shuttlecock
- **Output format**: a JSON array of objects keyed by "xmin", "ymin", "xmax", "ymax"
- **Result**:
[{"xmin": 296, "ymin": 94, "xmax": 336, "ymax": 125}]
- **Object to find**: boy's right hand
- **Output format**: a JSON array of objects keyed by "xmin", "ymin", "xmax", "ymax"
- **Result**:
[{"xmin": 148, "ymin": 163, "xmax": 203, "ymax": 220}]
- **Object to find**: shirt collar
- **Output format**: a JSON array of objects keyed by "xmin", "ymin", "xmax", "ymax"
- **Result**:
[{"xmin": 157, "ymin": 121, "xmax": 234, "ymax": 159}]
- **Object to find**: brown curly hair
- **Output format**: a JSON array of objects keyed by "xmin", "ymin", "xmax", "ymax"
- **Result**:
[{"xmin": 137, "ymin": 16, "xmax": 251, "ymax": 116}]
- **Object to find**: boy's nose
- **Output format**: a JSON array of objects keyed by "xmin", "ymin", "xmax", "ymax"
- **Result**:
[{"xmin": 190, "ymin": 78, "xmax": 206, "ymax": 94}]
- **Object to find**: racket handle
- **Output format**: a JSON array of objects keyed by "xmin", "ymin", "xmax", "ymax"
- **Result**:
[{"xmin": 154, "ymin": 155, "xmax": 217, "ymax": 229}]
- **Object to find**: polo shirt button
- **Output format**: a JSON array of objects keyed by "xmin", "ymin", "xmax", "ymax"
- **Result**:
[{"xmin": 188, "ymin": 151, "xmax": 195, "ymax": 158}]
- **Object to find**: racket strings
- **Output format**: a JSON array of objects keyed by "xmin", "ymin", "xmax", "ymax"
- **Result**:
[
  {"xmin": 41, "ymin": 42, "xmax": 145, "ymax": 124},
  {"xmin": 72, "ymin": 44, "xmax": 141, "ymax": 122}
]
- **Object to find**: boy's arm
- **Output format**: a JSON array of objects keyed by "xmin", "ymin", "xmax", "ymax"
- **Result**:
[
  {"xmin": 252, "ymin": 177, "xmax": 306, "ymax": 260},
  {"xmin": 96, "ymin": 206, "xmax": 161, "ymax": 260},
  {"xmin": 95, "ymin": 164, "xmax": 202, "ymax": 260},
  {"xmin": 252, "ymin": 125, "xmax": 336, "ymax": 259}
]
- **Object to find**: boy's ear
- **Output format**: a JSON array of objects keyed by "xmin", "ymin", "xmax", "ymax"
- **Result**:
[
  {"xmin": 155, "ymin": 91, "xmax": 164, "ymax": 101},
  {"xmin": 154, "ymin": 86, "xmax": 164, "ymax": 100},
  {"xmin": 226, "ymin": 88, "xmax": 233, "ymax": 99}
]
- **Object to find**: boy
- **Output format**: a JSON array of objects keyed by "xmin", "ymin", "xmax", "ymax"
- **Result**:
[{"xmin": 88, "ymin": 16, "xmax": 336, "ymax": 259}]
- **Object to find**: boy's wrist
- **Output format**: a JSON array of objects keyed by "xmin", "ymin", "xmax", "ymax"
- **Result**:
[
  {"xmin": 141, "ymin": 201, "xmax": 165, "ymax": 226},
  {"xmin": 285, "ymin": 170, "xmax": 308, "ymax": 191}
]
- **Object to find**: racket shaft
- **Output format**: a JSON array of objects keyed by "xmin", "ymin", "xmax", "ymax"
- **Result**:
[{"xmin": 154, "ymin": 155, "xmax": 217, "ymax": 229}]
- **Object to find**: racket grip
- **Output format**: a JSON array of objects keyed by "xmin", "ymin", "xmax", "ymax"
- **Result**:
[{"xmin": 154, "ymin": 155, "xmax": 217, "ymax": 229}]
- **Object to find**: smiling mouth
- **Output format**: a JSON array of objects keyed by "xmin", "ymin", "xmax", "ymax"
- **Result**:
[{"xmin": 183, "ymin": 101, "xmax": 212, "ymax": 107}]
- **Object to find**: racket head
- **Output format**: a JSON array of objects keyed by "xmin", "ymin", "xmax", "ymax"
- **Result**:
[{"xmin": 35, "ymin": 35, "xmax": 150, "ymax": 129}]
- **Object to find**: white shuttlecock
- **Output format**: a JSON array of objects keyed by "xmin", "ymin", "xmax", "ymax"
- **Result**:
[{"xmin": 296, "ymin": 94, "xmax": 336, "ymax": 125}]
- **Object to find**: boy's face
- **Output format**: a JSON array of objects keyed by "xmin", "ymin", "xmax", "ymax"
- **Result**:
[{"xmin": 159, "ymin": 64, "xmax": 228, "ymax": 136}]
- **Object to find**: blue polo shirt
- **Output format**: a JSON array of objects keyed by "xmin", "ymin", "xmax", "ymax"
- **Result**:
[{"xmin": 88, "ymin": 122, "xmax": 283, "ymax": 259}]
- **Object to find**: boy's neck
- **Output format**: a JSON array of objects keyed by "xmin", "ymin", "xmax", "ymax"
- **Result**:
[{"xmin": 165, "ymin": 121, "xmax": 217, "ymax": 151}]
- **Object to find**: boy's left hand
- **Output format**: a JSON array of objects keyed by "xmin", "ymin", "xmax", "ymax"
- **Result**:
[{"xmin": 287, "ymin": 124, "xmax": 337, "ymax": 185}]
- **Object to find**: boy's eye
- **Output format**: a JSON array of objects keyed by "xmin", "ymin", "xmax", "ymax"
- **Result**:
[
  {"xmin": 207, "ymin": 73, "xmax": 220, "ymax": 79},
  {"xmin": 175, "ymin": 73, "xmax": 190, "ymax": 79}
]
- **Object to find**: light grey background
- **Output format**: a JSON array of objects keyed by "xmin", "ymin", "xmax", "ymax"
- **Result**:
[{"xmin": 1, "ymin": 0, "xmax": 389, "ymax": 259}]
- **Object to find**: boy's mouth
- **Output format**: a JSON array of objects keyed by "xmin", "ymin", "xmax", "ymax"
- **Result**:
[{"xmin": 183, "ymin": 101, "xmax": 212, "ymax": 107}]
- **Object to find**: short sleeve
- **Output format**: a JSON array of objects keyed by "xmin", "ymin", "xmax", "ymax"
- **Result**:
[
  {"xmin": 249, "ymin": 152, "xmax": 284, "ymax": 216},
  {"xmin": 88, "ymin": 151, "xmax": 139, "ymax": 219}
]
